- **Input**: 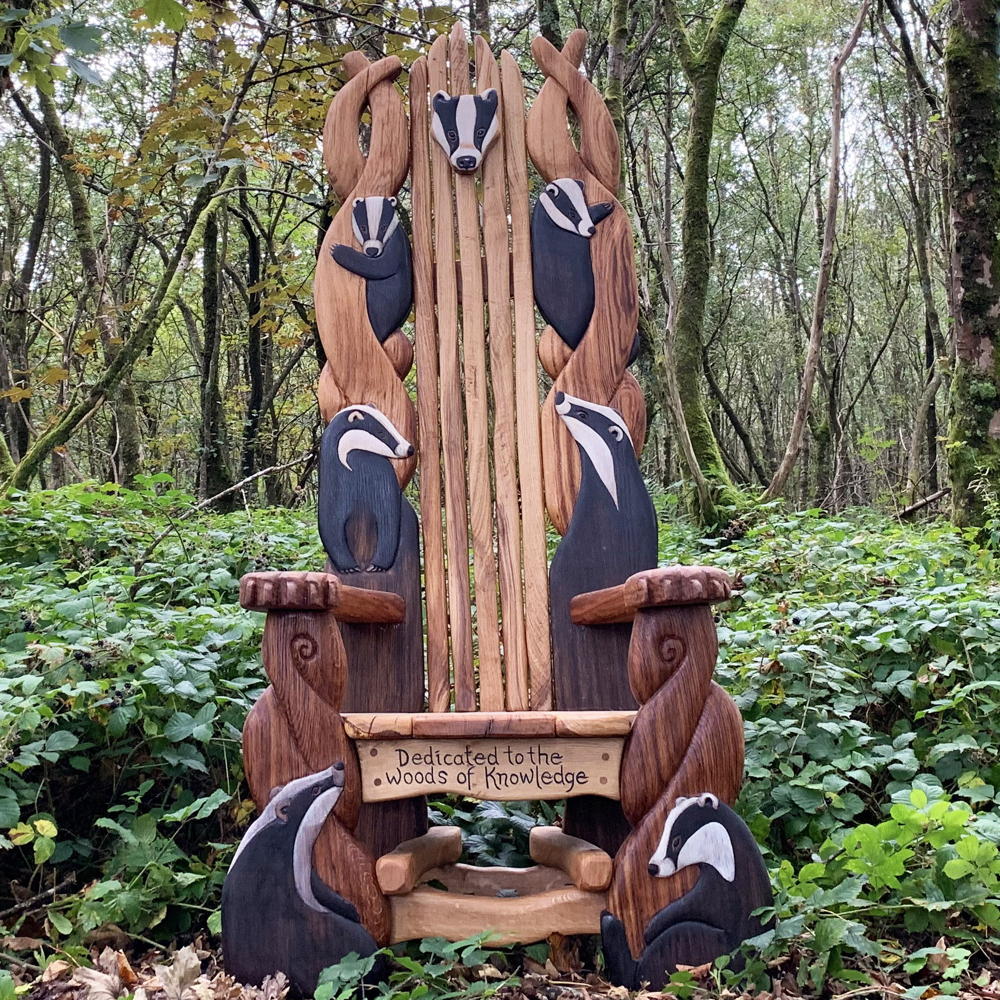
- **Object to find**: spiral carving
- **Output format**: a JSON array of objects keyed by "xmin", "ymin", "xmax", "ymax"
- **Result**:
[
  {"xmin": 290, "ymin": 632, "xmax": 318, "ymax": 663},
  {"xmin": 527, "ymin": 33, "xmax": 645, "ymax": 533},
  {"xmin": 609, "ymin": 603, "xmax": 745, "ymax": 956},
  {"xmin": 314, "ymin": 53, "xmax": 417, "ymax": 487}
]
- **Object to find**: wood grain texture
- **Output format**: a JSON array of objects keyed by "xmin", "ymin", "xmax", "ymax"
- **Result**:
[
  {"xmin": 477, "ymin": 35, "xmax": 529, "ymax": 712},
  {"xmin": 419, "ymin": 862, "xmax": 572, "ymax": 895},
  {"xmin": 240, "ymin": 571, "xmax": 403, "ymax": 622},
  {"xmin": 342, "ymin": 710, "xmax": 635, "ymax": 739},
  {"xmin": 502, "ymin": 49, "xmax": 552, "ymax": 709},
  {"xmin": 450, "ymin": 23, "xmax": 503, "ymax": 709},
  {"xmin": 526, "ymin": 34, "xmax": 640, "ymax": 535},
  {"xmin": 601, "ymin": 798, "xmax": 772, "ymax": 989},
  {"xmin": 608, "ymin": 605, "xmax": 745, "ymax": 956},
  {"xmin": 376, "ymin": 827, "xmax": 463, "ymax": 894},
  {"xmin": 409, "ymin": 56, "xmax": 450, "ymax": 712},
  {"xmin": 389, "ymin": 884, "xmax": 606, "ymax": 945},
  {"xmin": 429, "ymin": 33, "xmax": 475, "ymax": 705},
  {"xmin": 240, "ymin": 610, "xmax": 391, "ymax": 944},
  {"xmin": 528, "ymin": 827, "xmax": 613, "ymax": 891},
  {"xmin": 223, "ymin": 765, "xmax": 385, "ymax": 994},
  {"xmin": 358, "ymin": 736, "xmax": 623, "ymax": 802},
  {"xmin": 316, "ymin": 53, "xmax": 416, "ymax": 490},
  {"xmin": 570, "ymin": 566, "xmax": 733, "ymax": 626}
]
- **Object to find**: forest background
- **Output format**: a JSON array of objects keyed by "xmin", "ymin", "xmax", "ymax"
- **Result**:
[{"xmin": 1, "ymin": 0, "xmax": 999, "ymax": 998}]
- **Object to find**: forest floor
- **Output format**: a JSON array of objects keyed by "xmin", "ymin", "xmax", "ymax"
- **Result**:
[{"xmin": 1, "ymin": 483, "xmax": 999, "ymax": 999}]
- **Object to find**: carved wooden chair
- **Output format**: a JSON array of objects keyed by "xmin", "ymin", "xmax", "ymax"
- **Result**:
[{"xmin": 222, "ymin": 24, "xmax": 770, "ymax": 995}]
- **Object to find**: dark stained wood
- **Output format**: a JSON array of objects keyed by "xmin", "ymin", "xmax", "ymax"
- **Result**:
[
  {"xmin": 531, "ymin": 179, "xmax": 613, "ymax": 350},
  {"xmin": 549, "ymin": 393, "xmax": 658, "ymax": 712},
  {"xmin": 601, "ymin": 798, "xmax": 772, "ymax": 989},
  {"xmin": 571, "ymin": 566, "xmax": 733, "ymax": 626},
  {"xmin": 223, "ymin": 764, "xmax": 387, "ymax": 995}
]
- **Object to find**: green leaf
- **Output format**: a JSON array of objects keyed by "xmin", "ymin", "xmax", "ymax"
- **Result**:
[
  {"xmin": 47, "ymin": 909, "xmax": 72, "ymax": 935},
  {"xmin": 59, "ymin": 22, "xmax": 102, "ymax": 54},
  {"xmin": 143, "ymin": 0, "xmax": 188, "ymax": 31},
  {"xmin": 34, "ymin": 834, "xmax": 55, "ymax": 863},
  {"xmin": 45, "ymin": 731, "xmax": 78, "ymax": 753},
  {"xmin": 66, "ymin": 55, "xmax": 102, "ymax": 85},
  {"xmin": 943, "ymin": 858, "xmax": 974, "ymax": 879}
]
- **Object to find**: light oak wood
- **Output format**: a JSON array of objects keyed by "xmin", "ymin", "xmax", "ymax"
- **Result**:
[
  {"xmin": 410, "ymin": 57, "xmax": 450, "ymax": 711},
  {"xmin": 240, "ymin": 571, "xmax": 404, "ymax": 623},
  {"xmin": 358, "ymin": 736, "xmax": 623, "ymax": 802},
  {"xmin": 389, "ymin": 884, "xmax": 606, "ymax": 945},
  {"xmin": 419, "ymin": 862, "xmax": 571, "ymax": 895},
  {"xmin": 528, "ymin": 827, "xmax": 612, "ymax": 891},
  {"xmin": 450, "ymin": 23, "xmax": 503, "ymax": 709},
  {"xmin": 376, "ymin": 827, "xmax": 462, "ymax": 895},
  {"xmin": 429, "ymin": 34, "xmax": 475, "ymax": 705},
  {"xmin": 569, "ymin": 566, "xmax": 734, "ymax": 625},
  {"xmin": 342, "ymin": 710, "xmax": 635, "ymax": 739},
  {"xmin": 502, "ymin": 49, "xmax": 552, "ymax": 709},
  {"xmin": 477, "ymin": 36, "xmax": 529, "ymax": 712}
]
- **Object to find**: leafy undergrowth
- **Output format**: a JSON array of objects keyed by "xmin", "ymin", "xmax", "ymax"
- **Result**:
[{"xmin": 1, "ymin": 484, "xmax": 999, "ymax": 997}]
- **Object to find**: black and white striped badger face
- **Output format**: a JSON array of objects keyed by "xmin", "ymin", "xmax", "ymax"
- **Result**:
[
  {"xmin": 554, "ymin": 391, "xmax": 632, "ymax": 509},
  {"xmin": 351, "ymin": 196, "xmax": 399, "ymax": 258},
  {"xmin": 647, "ymin": 793, "xmax": 735, "ymax": 882},
  {"xmin": 334, "ymin": 404, "xmax": 414, "ymax": 470},
  {"xmin": 539, "ymin": 178, "xmax": 613, "ymax": 238},
  {"xmin": 431, "ymin": 89, "xmax": 500, "ymax": 172}
]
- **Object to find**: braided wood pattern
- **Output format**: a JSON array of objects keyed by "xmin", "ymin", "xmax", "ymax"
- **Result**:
[{"xmin": 527, "ymin": 31, "xmax": 645, "ymax": 534}]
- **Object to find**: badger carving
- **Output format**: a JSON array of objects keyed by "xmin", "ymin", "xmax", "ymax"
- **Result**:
[
  {"xmin": 331, "ymin": 196, "xmax": 412, "ymax": 343},
  {"xmin": 318, "ymin": 404, "xmax": 414, "ymax": 574},
  {"xmin": 431, "ymin": 89, "xmax": 500, "ymax": 172},
  {"xmin": 601, "ymin": 794, "xmax": 773, "ymax": 989},
  {"xmin": 222, "ymin": 763, "xmax": 385, "ymax": 995}
]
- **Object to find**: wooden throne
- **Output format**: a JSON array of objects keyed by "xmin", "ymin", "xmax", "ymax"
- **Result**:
[{"xmin": 221, "ymin": 24, "xmax": 771, "ymax": 995}]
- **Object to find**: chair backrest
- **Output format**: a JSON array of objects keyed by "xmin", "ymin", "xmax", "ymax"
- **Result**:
[{"xmin": 315, "ymin": 24, "xmax": 648, "ymax": 716}]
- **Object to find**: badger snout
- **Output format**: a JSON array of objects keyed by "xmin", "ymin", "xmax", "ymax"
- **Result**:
[
  {"xmin": 331, "ymin": 761, "xmax": 346, "ymax": 787},
  {"xmin": 454, "ymin": 153, "xmax": 479, "ymax": 172},
  {"xmin": 647, "ymin": 863, "xmax": 658, "ymax": 876},
  {"xmin": 555, "ymin": 391, "xmax": 570, "ymax": 415},
  {"xmin": 363, "ymin": 240, "xmax": 383, "ymax": 257},
  {"xmin": 395, "ymin": 441, "xmax": 415, "ymax": 458},
  {"xmin": 581, "ymin": 223, "xmax": 596, "ymax": 237}
]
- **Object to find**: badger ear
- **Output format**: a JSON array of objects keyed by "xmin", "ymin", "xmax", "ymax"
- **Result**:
[
  {"xmin": 353, "ymin": 197, "xmax": 363, "ymax": 206},
  {"xmin": 590, "ymin": 202, "xmax": 614, "ymax": 225},
  {"xmin": 348, "ymin": 409, "xmax": 365, "ymax": 423},
  {"xmin": 388, "ymin": 196, "xmax": 397, "ymax": 206},
  {"xmin": 432, "ymin": 90, "xmax": 450, "ymax": 107},
  {"xmin": 574, "ymin": 178, "xmax": 586, "ymax": 190},
  {"xmin": 479, "ymin": 87, "xmax": 498, "ymax": 106}
]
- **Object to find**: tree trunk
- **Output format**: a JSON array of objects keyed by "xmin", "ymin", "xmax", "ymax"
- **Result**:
[
  {"xmin": 661, "ymin": 0, "xmax": 747, "ymax": 509},
  {"xmin": 945, "ymin": 0, "xmax": 1000, "ymax": 527},
  {"xmin": 762, "ymin": 2, "xmax": 869, "ymax": 501},
  {"xmin": 537, "ymin": 0, "xmax": 562, "ymax": 48}
]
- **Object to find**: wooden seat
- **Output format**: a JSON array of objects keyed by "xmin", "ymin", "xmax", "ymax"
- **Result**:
[{"xmin": 223, "ymin": 22, "xmax": 769, "ymax": 997}]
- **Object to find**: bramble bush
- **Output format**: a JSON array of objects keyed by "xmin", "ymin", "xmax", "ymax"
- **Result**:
[{"xmin": 1, "ymin": 484, "xmax": 998, "ymax": 993}]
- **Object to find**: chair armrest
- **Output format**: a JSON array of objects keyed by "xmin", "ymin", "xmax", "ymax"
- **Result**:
[
  {"xmin": 376, "ymin": 827, "xmax": 463, "ymax": 895},
  {"xmin": 529, "ymin": 826, "xmax": 612, "ymax": 892},
  {"xmin": 569, "ymin": 566, "xmax": 732, "ymax": 625},
  {"xmin": 240, "ymin": 571, "xmax": 405, "ymax": 624}
]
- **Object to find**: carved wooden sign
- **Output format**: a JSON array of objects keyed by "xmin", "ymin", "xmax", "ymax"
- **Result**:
[{"xmin": 358, "ymin": 737, "xmax": 623, "ymax": 802}]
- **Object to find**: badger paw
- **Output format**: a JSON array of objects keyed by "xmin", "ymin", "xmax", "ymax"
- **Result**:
[
  {"xmin": 340, "ymin": 565, "xmax": 362, "ymax": 574},
  {"xmin": 364, "ymin": 564, "xmax": 388, "ymax": 573}
]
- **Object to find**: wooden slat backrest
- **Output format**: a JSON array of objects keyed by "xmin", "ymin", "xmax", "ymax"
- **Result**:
[{"xmin": 410, "ymin": 24, "xmax": 550, "ymax": 710}]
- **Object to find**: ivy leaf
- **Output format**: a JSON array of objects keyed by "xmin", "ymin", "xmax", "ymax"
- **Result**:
[{"xmin": 143, "ymin": 0, "xmax": 188, "ymax": 31}]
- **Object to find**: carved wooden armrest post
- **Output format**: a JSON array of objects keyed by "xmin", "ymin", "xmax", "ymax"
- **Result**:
[
  {"xmin": 605, "ymin": 566, "xmax": 746, "ymax": 962},
  {"xmin": 237, "ymin": 570, "xmax": 391, "ymax": 946}
]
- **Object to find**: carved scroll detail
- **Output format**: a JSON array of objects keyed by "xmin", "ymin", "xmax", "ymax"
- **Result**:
[{"xmin": 527, "ymin": 32, "xmax": 644, "ymax": 534}]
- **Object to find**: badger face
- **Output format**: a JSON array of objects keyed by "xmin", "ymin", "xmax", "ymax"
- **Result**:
[
  {"xmin": 554, "ymin": 391, "xmax": 632, "ymax": 508},
  {"xmin": 334, "ymin": 404, "xmax": 414, "ymax": 470},
  {"xmin": 230, "ymin": 762, "xmax": 346, "ymax": 870},
  {"xmin": 647, "ymin": 793, "xmax": 735, "ymax": 882},
  {"xmin": 538, "ymin": 178, "xmax": 613, "ymax": 238},
  {"xmin": 431, "ymin": 89, "xmax": 499, "ymax": 173},
  {"xmin": 351, "ymin": 196, "xmax": 399, "ymax": 257}
]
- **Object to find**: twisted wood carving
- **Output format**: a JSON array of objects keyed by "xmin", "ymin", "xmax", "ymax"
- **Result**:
[
  {"xmin": 607, "ymin": 582, "xmax": 745, "ymax": 957},
  {"xmin": 241, "ymin": 597, "xmax": 390, "ymax": 944},
  {"xmin": 527, "ymin": 31, "xmax": 645, "ymax": 534},
  {"xmin": 315, "ymin": 53, "xmax": 416, "ymax": 486}
]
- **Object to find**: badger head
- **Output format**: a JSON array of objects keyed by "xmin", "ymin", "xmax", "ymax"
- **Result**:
[
  {"xmin": 647, "ymin": 793, "xmax": 735, "ymax": 882},
  {"xmin": 431, "ymin": 89, "xmax": 500, "ymax": 173},
  {"xmin": 331, "ymin": 404, "xmax": 414, "ymax": 470},
  {"xmin": 351, "ymin": 196, "xmax": 399, "ymax": 257},
  {"xmin": 554, "ymin": 391, "xmax": 632, "ymax": 508},
  {"xmin": 230, "ymin": 762, "xmax": 346, "ymax": 871},
  {"xmin": 538, "ymin": 178, "xmax": 613, "ymax": 238}
]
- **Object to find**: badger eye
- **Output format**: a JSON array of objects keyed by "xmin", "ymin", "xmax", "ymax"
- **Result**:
[
  {"xmin": 447, "ymin": 130, "xmax": 458, "ymax": 141},
  {"xmin": 575, "ymin": 410, "xmax": 587, "ymax": 420},
  {"xmin": 476, "ymin": 128, "xmax": 485, "ymax": 138},
  {"xmin": 546, "ymin": 184, "xmax": 558, "ymax": 196},
  {"xmin": 276, "ymin": 803, "xmax": 289, "ymax": 821},
  {"xmin": 312, "ymin": 785, "xmax": 323, "ymax": 796},
  {"xmin": 671, "ymin": 836, "xmax": 681, "ymax": 852},
  {"xmin": 348, "ymin": 410, "xmax": 364, "ymax": 423},
  {"xmin": 609, "ymin": 426, "xmax": 624, "ymax": 442}
]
